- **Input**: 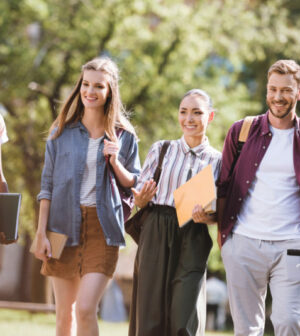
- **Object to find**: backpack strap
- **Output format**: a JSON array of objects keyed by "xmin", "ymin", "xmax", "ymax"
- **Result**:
[
  {"xmin": 239, "ymin": 116, "xmax": 255, "ymax": 143},
  {"xmin": 153, "ymin": 141, "xmax": 171, "ymax": 184},
  {"xmin": 229, "ymin": 116, "xmax": 255, "ymax": 176}
]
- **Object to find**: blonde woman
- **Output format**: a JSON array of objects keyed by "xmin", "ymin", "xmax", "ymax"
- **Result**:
[{"xmin": 34, "ymin": 57, "xmax": 140, "ymax": 336}]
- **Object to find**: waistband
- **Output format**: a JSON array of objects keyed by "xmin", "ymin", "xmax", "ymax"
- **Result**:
[
  {"xmin": 148, "ymin": 203, "xmax": 176, "ymax": 216},
  {"xmin": 80, "ymin": 205, "xmax": 97, "ymax": 216}
]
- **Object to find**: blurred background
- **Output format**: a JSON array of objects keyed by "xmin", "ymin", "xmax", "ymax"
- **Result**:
[{"xmin": 0, "ymin": 0, "xmax": 299, "ymax": 334}]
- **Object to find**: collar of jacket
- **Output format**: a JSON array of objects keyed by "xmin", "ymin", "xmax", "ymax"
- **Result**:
[
  {"xmin": 260, "ymin": 111, "xmax": 300, "ymax": 136},
  {"xmin": 65, "ymin": 121, "xmax": 113, "ymax": 140}
]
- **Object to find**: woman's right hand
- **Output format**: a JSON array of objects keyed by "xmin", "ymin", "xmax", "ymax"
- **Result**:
[
  {"xmin": 34, "ymin": 233, "xmax": 52, "ymax": 262},
  {"xmin": 131, "ymin": 179, "xmax": 157, "ymax": 208}
]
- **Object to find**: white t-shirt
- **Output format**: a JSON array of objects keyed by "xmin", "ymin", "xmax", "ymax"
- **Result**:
[
  {"xmin": 80, "ymin": 137, "xmax": 103, "ymax": 206},
  {"xmin": 0, "ymin": 114, "xmax": 8, "ymax": 144},
  {"xmin": 234, "ymin": 125, "xmax": 300, "ymax": 240}
]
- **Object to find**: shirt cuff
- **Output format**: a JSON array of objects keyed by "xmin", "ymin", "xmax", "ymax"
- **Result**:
[{"xmin": 37, "ymin": 190, "xmax": 52, "ymax": 201}]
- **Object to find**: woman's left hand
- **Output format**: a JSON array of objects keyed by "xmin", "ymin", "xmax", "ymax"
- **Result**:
[
  {"xmin": 192, "ymin": 204, "xmax": 216, "ymax": 225},
  {"xmin": 103, "ymin": 139, "xmax": 120, "ymax": 166}
]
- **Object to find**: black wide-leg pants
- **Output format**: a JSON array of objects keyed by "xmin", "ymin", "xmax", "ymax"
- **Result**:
[{"xmin": 128, "ymin": 205, "xmax": 213, "ymax": 336}]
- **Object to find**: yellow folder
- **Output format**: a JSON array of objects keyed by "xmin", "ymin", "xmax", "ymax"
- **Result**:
[
  {"xmin": 30, "ymin": 231, "xmax": 68, "ymax": 259},
  {"xmin": 173, "ymin": 164, "xmax": 216, "ymax": 227}
]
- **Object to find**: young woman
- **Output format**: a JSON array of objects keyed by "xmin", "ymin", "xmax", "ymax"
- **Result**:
[
  {"xmin": 129, "ymin": 89, "xmax": 221, "ymax": 336},
  {"xmin": 34, "ymin": 56, "xmax": 140, "ymax": 336}
]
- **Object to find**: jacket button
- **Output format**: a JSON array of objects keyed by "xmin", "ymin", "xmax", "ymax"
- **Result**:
[
  {"xmin": 230, "ymin": 216, "xmax": 234, "ymax": 220},
  {"xmin": 269, "ymin": 133, "xmax": 272, "ymax": 136},
  {"xmin": 246, "ymin": 180, "xmax": 250, "ymax": 184},
  {"xmin": 262, "ymin": 146, "xmax": 266, "ymax": 149},
  {"xmin": 222, "ymin": 234, "xmax": 226, "ymax": 238},
  {"xmin": 238, "ymin": 198, "xmax": 242, "ymax": 201},
  {"xmin": 254, "ymin": 163, "xmax": 258, "ymax": 166}
]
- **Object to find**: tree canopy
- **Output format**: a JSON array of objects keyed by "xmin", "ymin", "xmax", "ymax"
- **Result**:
[{"xmin": 1, "ymin": 0, "xmax": 299, "ymax": 275}]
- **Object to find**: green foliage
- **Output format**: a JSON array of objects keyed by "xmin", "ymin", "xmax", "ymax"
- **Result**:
[{"xmin": 1, "ymin": 0, "xmax": 300, "ymax": 273}]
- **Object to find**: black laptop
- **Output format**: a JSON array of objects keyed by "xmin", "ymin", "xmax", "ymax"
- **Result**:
[{"xmin": 0, "ymin": 193, "xmax": 22, "ymax": 241}]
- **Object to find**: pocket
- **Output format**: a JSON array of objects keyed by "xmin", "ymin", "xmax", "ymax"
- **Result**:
[
  {"xmin": 283, "ymin": 240, "xmax": 300, "ymax": 282},
  {"xmin": 284, "ymin": 253, "xmax": 300, "ymax": 282}
]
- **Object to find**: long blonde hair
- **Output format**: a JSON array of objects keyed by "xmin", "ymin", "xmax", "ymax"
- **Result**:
[{"xmin": 50, "ymin": 57, "xmax": 136, "ymax": 140}]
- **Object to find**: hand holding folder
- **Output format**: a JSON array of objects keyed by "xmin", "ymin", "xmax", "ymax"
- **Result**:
[
  {"xmin": 30, "ymin": 231, "xmax": 68, "ymax": 259},
  {"xmin": 173, "ymin": 164, "xmax": 216, "ymax": 227}
]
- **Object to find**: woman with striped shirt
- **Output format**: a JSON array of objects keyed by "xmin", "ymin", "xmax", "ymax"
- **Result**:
[{"xmin": 129, "ymin": 89, "xmax": 221, "ymax": 336}]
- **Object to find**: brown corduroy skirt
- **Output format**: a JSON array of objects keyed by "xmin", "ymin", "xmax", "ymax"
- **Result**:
[{"xmin": 41, "ymin": 206, "xmax": 119, "ymax": 279}]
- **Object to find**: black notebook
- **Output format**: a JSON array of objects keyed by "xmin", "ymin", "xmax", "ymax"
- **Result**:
[{"xmin": 0, "ymin": 193, "xmax": 22, "ymax": 241}]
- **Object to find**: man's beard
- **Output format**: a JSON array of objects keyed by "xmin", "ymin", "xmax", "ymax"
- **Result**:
[{"xmin": 267, "ymin": 99, "xmax": 295, "ymax": 119}]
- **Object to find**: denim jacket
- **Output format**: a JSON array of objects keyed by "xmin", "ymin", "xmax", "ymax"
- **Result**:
[{"xmin": 37, "ymin": 122, "xmax": 141, "ymax": 247}]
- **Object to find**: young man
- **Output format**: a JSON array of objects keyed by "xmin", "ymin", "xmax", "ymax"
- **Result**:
[{"xmin": 217, "ymin": 60, "xmax": 300, "ymax": 336}]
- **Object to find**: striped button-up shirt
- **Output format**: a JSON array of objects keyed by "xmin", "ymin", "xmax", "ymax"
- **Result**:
[{"xmin": 137, "ymin": 136, "xmax": 222, "ymax": 207}]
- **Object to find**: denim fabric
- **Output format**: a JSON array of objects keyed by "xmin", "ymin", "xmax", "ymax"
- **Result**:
[{"xmin": 38, "ymin": 122, "xmax": 141, "ymax": 247}]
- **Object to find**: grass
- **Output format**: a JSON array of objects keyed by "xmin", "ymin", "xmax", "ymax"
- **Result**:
[
  {"xmin": 0, "ymin": 309, "xmax": 273, "ymax": 336},
  {"xmin": 0, "ymin": 309, "xmax": 236, "ymax": 336}
]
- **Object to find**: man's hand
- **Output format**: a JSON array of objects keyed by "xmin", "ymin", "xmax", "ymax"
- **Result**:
[{"xmin": 131, "ymin": 179, "xmax": 157, "ymax": 209}]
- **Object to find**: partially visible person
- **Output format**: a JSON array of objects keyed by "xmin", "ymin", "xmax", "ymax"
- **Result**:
[
  {"xmin": 0, "ymin": 113, "xmax": 14, "ymax": 245},
  {"xmin": 217, "ymin": 59, "xmax": 300, "ymax": 336},
  {"xmin": 34, "ymin": 56, "xmax": 140, "ymax": 336},
  {"xmin": 206, "ymin": 271, "xmax": 228, "ymax": 331},
  {"xmin": 129, "ymin": 89, "xmax": 221, "ymax": 336},
  {"xmin": 99, "ymin": 279, "xmax": 127, "ymax": 322}
]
